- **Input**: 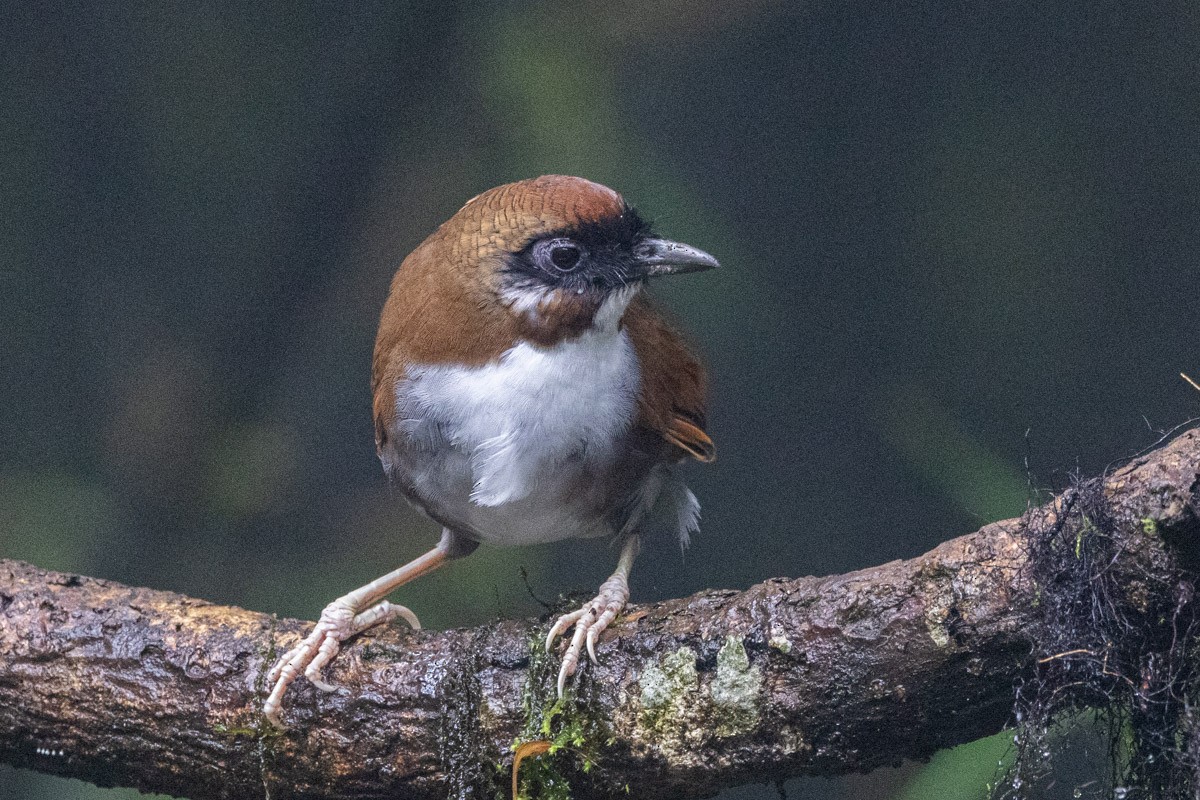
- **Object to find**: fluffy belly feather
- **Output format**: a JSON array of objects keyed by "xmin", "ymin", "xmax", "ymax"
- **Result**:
[{"xmin": 385, "ymin": 328, "xmax": 641, "ymax": 546}]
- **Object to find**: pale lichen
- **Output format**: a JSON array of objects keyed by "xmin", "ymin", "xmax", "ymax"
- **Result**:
[
  {"xmin": 634, "ymin": 639, "xmax": 766, "ymax": 760},
  {"xmin": 923, "ymin": 601, "xmax": 952, "ymax": 648},
  {"xmin": 634, "ymin": 647, "xmax": 703, "ymax": 763},
  {"xmin": 639, "ymin": 648, "xmax": 698, "ymax": 719},
  {"xmin": 711, "ymin": 636, "xmax": 763, "ymax": 736}
]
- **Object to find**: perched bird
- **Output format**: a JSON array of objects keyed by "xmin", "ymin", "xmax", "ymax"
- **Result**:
[{"xmin": 263, "ymin": 175, "xmax": 717, "ymax": 726}]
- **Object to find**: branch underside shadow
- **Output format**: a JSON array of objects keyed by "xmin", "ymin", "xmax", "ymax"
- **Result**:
[{"xmin": 1, "ymin": 429, "xmax": 1198, "ymax": 800}]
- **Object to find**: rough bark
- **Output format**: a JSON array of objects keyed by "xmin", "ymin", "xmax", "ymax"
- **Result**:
[{"xmin": 1, "ymin": 429, "xmax": 1198, "ymax": 800}]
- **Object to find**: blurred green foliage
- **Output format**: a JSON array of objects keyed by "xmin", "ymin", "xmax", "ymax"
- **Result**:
[
  {"xmin": 897, "ymin": 732, "xmax": 1014, "ymax": 800},
  {"xmin": 3, "ymin": 2, "xmax": 1199, "ymax": 799}
]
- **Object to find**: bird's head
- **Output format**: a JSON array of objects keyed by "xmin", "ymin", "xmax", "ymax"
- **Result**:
[{"xmin": 434, "ymin": 176, "xmax": 718, "ymax": 335}]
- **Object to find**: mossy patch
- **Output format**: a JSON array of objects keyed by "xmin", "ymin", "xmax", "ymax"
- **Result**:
[
  {"xmin": 212, "ymin": 723, "xmax": 261, "ymax": 739},
  {"xmin": 506, "ymin": 631, "xmax": 612, "ymax": 800}
]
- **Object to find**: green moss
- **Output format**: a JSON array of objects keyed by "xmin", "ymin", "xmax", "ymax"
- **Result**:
[
  {"xmin": 212, "ymin": 723, "xmax": 259, "ymax": 738},
  {"xmin": 1076, "ymin": 514, "xmax": 1101, "ymax": 558},
  {"xmin": 1140, "ymin": 517, "xmax": 1160, "ymax": 537},
  {"xmin": 505, "ymin": 630, "xmax": 612, "ymax": 800}
]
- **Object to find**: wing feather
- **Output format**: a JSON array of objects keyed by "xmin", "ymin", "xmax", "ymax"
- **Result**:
[{"xmin": 623, "ymin": 294, "xmax": 715, "ymax": 464}]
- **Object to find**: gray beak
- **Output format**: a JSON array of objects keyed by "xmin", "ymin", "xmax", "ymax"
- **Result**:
[{"xmin": 634, "ymin": 237, "xmax": 720, "ymax": 277}]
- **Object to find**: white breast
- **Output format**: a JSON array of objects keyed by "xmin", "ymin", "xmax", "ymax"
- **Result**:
[{"xmin": 393, "ymin": 322, "xmax": 641, "ymax": 545}]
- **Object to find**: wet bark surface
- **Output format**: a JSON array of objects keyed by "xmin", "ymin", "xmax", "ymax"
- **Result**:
[{"xmin": 1, "ymin": 429, "xmax": 1197, "ymax": 800}]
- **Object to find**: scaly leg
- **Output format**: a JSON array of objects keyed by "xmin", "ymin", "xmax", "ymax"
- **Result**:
[
  {"xmin": 262, "ymin": 528, "xmax": 475, "ymax": 727},
  {"xmin": 546, "ymin": 536, "xmax": 639, "ymax": 697}
]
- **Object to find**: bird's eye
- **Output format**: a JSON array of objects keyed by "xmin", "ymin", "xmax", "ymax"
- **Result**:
[
  {"xmin": 533, "ymin": 238, "xmax": 583, "ymax": 273},
  {"xmin": 550, "ymin": 245, "xmax": 580, "ymax": 271}
]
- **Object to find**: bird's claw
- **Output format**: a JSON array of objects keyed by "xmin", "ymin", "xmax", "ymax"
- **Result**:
[
  {"xmin": 262, "ymin": 614, "xmax": 351, "ymax": 728},
  {"xmin": 545, "ymin": 575, "xmax": 630, "ymax": 697},
  {"xmin": 261, "ymin": 599, "xmax": 420, "ymax": 728}
]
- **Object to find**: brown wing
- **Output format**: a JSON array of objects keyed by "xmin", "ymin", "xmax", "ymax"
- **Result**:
[{"xmin": 623, "ymin": 294, "xmax": 716, "ymax": 464}]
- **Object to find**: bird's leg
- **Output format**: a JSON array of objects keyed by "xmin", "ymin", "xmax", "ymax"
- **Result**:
[
  {"xmin": 262, "ymin": 528, "xmax": 476, "ymax": 727},
  {"xmin": 546, "ymin": 536, "xmax": 640, "ymax": 697}
]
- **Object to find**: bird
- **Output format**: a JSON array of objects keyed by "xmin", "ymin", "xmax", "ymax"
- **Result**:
[{"xmin": 263, "ymin": 175, "xmax": 717, "ymax": 726}]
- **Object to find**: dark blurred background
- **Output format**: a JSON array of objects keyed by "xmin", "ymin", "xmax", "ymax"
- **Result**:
[{"xmin": 2, "ymin": 2, "xmax": 1198, "ymax": 798}]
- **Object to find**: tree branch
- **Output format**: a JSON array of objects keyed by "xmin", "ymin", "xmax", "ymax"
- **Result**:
[{"xmin": 2, "ymin": 429, "xmax": 1198, "ymax": 800}]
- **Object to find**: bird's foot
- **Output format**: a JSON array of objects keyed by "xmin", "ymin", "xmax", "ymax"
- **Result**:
[
  {"xmin": 545, "ymin": 572, "xmax": 630, "ymax": 697},
  {"xmin": 262, "ymin": 598, "xmax": 420, "ymax": 728}
]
